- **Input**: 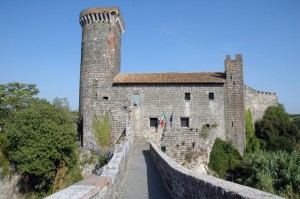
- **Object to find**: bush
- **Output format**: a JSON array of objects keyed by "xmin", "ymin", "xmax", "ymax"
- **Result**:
[
  {"xmin": 0, "ymin": 99, "xmax": 78, "ymax": 193},
  {"xmin": 255, "ymin": 104, "xmax": 300, "ymax": 152},
  {"xmin": 229, "ymin": 151, "xmax": 300, "ymax": 198},
  {"xmin": 245, "ymin": 109, "xmax": 260, "ymax": 153},
  {"xmin": 0, "ymin": 152, "xmax": 9, "ymax": 177},
  {"xmin": 208, "ymin": 138, "xmax": 242, "ymax": 178}
]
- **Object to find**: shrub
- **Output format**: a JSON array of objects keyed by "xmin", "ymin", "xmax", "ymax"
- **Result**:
[
  {"xmin": 0, "ymin": 152, "xmax": 9, "ymax": 177},
  {"xmin": 245, "ymin": 109, "xmax": 260, "ymax": 153},
  {"xmin": 0, "ymin": 99, "xmax": 78, "ymax": 193},
  {"xmin": 229, "ymin": 151, "xmax": 300, "ymax": 198},
  {"xmin": 208, "ymin": 138, "xmax": 242, "ymax": 178},
  {"xmin": 255, "ymin": 104, "xmax": 300, "ymax": 152}
]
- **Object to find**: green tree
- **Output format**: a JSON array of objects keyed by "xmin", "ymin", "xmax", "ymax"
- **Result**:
[
  {"xmin": 255, "ymin": 104, "xmax": 300, "ymax": 152},
  {"xmin": 0, "ymin": 82, "xmax": 39, "ymax": 111},
  {"xmin": 208, "ymin": 138, "xmax": 242, "ymax": 178},
  {"xmin": 0, "ymin": 82, "xmax": 39, "ymax": 131},
  {"xmin": 0, "ymin": 98, "xmax": 78, "ymax": 192},
  {"xmin": 245, "ymin": 109, "xmax": 260, "ymax": 153},
  {"xmin": 290, "ymin": 114, "xmax": 300, "ymax": 130}
]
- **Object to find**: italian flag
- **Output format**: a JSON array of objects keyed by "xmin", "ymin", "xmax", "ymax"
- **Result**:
[{"xmin": 160, "ymin": 112, "xmax": 167, "ymax": 127}]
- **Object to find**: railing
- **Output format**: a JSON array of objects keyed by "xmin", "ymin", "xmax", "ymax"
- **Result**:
[{"xmin": 150, "ymin": 142, "xmax": 284, "ymax": 199}]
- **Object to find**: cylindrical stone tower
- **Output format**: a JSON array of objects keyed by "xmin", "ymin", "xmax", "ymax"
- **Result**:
[{"xmin": 79, "ymin": 7, "xmax": 125, "ymax": 150}]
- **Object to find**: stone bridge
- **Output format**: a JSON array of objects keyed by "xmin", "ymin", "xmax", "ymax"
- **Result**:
[{"xmin": 47, "ymin": 123, "xmax": 284, "ymax": 199}]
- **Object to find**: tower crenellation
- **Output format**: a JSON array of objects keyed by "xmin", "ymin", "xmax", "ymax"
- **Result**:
[{"xmin": 79, "ymin": 7, "xmax": 125, "ymax": 33}]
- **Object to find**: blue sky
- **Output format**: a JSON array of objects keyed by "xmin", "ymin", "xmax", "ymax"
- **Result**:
[{"xmin": 0, "ymin": 0, "xmax": 299, "ymax": 113}]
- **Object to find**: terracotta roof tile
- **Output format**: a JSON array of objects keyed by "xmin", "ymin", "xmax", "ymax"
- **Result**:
[{"xmin": 114, "ymin": 72, "xmax": 226, "ymax": 84}]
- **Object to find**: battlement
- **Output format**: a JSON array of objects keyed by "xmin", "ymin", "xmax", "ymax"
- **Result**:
[
  {"xmin": 225, "ymin": 54, "xmax": 243, "ymax": 62},
  {"xmin": 245, "ymin": 85, "xmax": 277, "ymax": 96},
  {"xmin": 79, "ymin": 7, "xmax": 125, "ymax": 33}
]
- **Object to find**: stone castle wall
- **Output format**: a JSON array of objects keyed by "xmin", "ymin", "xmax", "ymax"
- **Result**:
[
  {"xmin": 244, "ymin": 86, "xmax": 278, "ymax": 122},
  {"xmin": 161, "ymin": 127, "xmax": 218, "ymax": 167},
  {"xmin": 113, "ymin": 83, "xmax": 226, "ymax": 144}
]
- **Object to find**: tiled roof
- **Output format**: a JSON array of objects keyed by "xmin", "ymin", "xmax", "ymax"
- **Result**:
[{"xmin": 114, "ymin": 72, "xmax": 226, "ymax": 84}]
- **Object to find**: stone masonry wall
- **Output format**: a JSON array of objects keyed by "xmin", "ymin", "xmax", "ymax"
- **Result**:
[
  {"xmin": 161, "ymin": 127, "xmax": 218, "ymax": 166},
  {"xmin": 224, "ymin": 55, "xmax": 245, "ymax": 155},
  {"xmin": 113, "ymin": 83, "xmax": 226, "ymax": 144},
  {"xmin": 244, "ymin": 86, "xmax": 278, "ymax": 122},
  {"xmin": 150, "ymin": 142, "xmax": 284, "ymax": 199}
]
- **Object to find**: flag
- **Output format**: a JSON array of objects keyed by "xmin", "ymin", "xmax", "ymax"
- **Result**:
[
  {"xmin": 169, "ymin": 112, "xmax": 173, "ymax": 128},
  {"xmin": 160, "ymin": 112, "xmax": 167, "ymax": 127}
]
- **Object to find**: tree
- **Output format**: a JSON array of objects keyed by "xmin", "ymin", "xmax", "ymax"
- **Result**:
[
  {"xmin": 0, "ymin": 82, "xmax": 39, "ymax": 111},
  {"xmin": 0, "ymin": 98, "xmax": 78, "ymax": 192},
  {"xmin": 208, "ymin": 138, "xmax": 242, "ymax": 178},
  {"xmin": 255, "ymin": 104, "xmax": 300, "ymax": 152},
  {"xmin": 245, "ymin": 109, "xmax": 260, "ymax": 153},
  {"xmin": 0, "ymin": 82, "xmax": 39, "ymax": 131}
]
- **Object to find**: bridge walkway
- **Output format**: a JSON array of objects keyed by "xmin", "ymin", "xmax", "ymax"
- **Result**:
[{"xmin": 119, "ymin": 144, "xmax": 171, "ymax": 199}]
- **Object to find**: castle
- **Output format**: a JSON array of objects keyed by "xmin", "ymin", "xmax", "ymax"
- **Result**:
[{"xmin": 78, "ymin": 7, "xmax": 278, "ymax": 158}]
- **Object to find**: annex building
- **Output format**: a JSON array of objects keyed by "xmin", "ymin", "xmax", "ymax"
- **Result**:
[{"xmin": 78, "ymin": 7, "xmax": 278, "ymax": 160}]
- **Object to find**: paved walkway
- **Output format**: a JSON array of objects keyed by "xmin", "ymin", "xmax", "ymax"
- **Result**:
[{"xmin": 119, "ymin": 144, "xmax": 171, "ymax": 199}]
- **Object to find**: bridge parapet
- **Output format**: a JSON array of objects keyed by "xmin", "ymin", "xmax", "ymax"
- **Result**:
[
  {"xmin": 46, "ymin": 122, "xmax": 133, "ymax": 199},
  {"xmin": 150, "ymin": 142, "xmax": 284, "ymax": 199}
]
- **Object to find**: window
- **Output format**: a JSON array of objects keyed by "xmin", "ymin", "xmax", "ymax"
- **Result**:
[
  {"xmin": 209, "ymin": 92, "xmax": 214, "ymax": 100},
  {"xmin": 185, "ymin": 93, "xmax": 190, "ymax": 100},
  {"xmin": 133, "ymin": 93, "xmax": 140, "ymax": 107},
  {"xmin": 103, "ymin": 96, "xmax": 109, "ymax": 100},
  {"xmin": 150, "ymin": 118, "xmax": 158, "ymax": 128},
  {"xmin": 181, "ymin": 117, "xmax": 189, "ymax": 128}
]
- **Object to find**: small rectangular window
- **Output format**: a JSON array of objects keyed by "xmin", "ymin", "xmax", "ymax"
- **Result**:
[
  {"xmin": 150, "ymin": 118, "xmax": 158, "ymax": 127},
  {"xmin": 181, "ymin": 117, "xmax": 189, "ymax": 128},
  {"xmin": 103, "ymin": 96, "xmax": 109, "ymax": 100},
  {"xmin": 133, "ymin": 93, "xmax": 140, "ymax": 107},
  {"xmin": 185, "ymin": 93, "xmax": 190, "ymax": 100},
  {"xmin": 209, "ymin": 92, "xmax": 214, "ymax": 100}
]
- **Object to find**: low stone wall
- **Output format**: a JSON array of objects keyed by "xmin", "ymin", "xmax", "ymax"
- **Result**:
[
  {"xmin": 150, "ymin": 142, "xmax": 284, "ymax": 199},
  {"xmin": 46, "ymin": 123, "xmax": 133, "ymax": 199}
]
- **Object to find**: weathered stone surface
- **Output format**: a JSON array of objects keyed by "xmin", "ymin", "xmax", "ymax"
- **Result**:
[
  {"xmin": 244, "ymin": 86, "xmax": 278, "ymax": 122},
  {"xmin": 150, "ymin": 142, "xmax": 284, "ymax": 199}
]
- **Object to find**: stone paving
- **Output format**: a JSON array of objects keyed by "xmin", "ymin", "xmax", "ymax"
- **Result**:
[{"xmin": 119, "ymin": 144, "xmax": 171, "ymax": 199}]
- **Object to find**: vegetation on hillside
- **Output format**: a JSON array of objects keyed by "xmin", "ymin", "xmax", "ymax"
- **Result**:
[
  {"xmin": 255, "ymin": 104, "xmax": 300, "ymax": 152},
  {"xmin": 209, "ymin": 105, "xmax": 300, "ymax": 198},
  {"xmin": 208, "ymin": 138, "xmax": 242, "ymax": 178},
  {"xmin": 0, "ymin": 82, "xmax": 82, "ymax": 196}
]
